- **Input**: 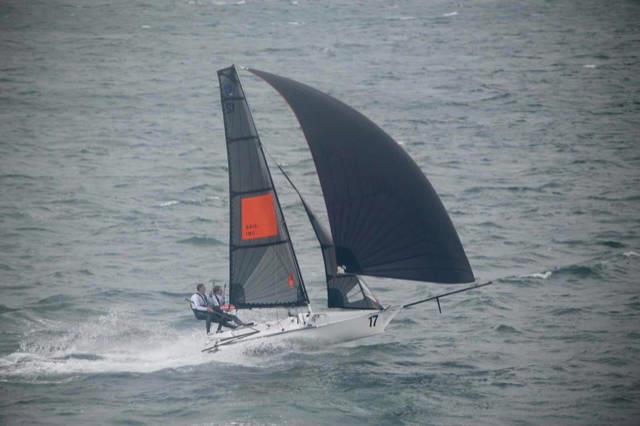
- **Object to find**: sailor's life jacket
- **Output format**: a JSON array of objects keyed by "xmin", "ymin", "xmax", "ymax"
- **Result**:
[{"xmin": 190, "ymin": 292, "xmax": 209, "ymax": 320}]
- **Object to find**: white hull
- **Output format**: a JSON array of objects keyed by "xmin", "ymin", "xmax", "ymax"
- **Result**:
[{"xmin": 202, "ymin": 306, "xmax": 401, "ymax": 353}]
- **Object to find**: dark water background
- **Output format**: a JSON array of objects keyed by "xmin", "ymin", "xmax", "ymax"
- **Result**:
[{"xmin": 1, "ymin": 0, "xmax": 639, "ymax": 424}]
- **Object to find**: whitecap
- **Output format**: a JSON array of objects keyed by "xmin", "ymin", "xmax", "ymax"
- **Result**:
[
  {"xmin": 443, "ymin": 11, "xmax": 458, "ymax": 17},
  {"xmin": 583, "ymin": 64, "xmax": 597, "ymax": 69},
  {"xmin": 386, "ymin": 16, "xmax": 415, "ymax": 21},
  {"xmin": 158, "ymin": 200, "xmax": 179, "ymax": 207},
  {"xmin": 523, "ymin": 271, "xmax": 552, "ymax": 279},
  {"xmin": 624, "ymin": 251, "xmax": 639, "ymax": 257}
]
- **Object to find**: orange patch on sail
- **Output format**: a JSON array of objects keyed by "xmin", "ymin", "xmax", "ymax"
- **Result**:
[
  {"xmin": 241, "ymin": 193, "xmax": 278, "ymax": 240},
  {"xmin": 288, "ymin": 273, "xmax": 295, "ymax": 288}
]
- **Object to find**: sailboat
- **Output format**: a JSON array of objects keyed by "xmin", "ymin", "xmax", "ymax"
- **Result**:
[{"xmin": 203, "ymin": 65, "xmax": 488, "ymax": 353}]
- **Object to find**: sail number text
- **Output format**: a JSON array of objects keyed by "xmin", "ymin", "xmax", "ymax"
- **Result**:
[{"xmin": 368, "ymin": 314, "xmax": 379, "ymax": 327}]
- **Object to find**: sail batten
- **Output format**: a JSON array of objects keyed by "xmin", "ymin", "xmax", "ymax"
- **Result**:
[
  {"xmin": 249, "ymin": 68, "xmax": 474, "ymax": 284},
  {"xmin": 218, "ymin": 65, "xmax": 309, "ymax": 308}
]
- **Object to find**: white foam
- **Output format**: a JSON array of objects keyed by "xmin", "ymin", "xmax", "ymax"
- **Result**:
[
  {"xmin": 583, "ymin": 64, "xmax": 597, "ymax": 69},
  {"xmin": 624, "ymin": 251, "xmax": 639, "ymax": 257},
  {"xmin": 0, "ymin": 310, "xmax": 267, "ymax": 380},
  {"xmin": 443, "ymin": 11, "xmax": 458, "ymax": 17},
  {"xmin": 523, "ymin": 271, "xmax": 552, "ymax": 279},
  {"xmin": 386, "ymin": 16, "xmax": 415, "ymax": 21},
  {"xmin": 158, "ymin": 200, "xmax": 179, "ymax": 207}
]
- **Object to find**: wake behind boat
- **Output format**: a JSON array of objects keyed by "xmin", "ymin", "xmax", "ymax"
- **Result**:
[{"xmin": 201, "ymin": 65, "xmax": 487, "ymax": 353}]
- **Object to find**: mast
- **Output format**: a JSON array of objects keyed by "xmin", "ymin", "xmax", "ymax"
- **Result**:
[{"xmin": 217, "ymin": 65, "xmax": 309, "ymax": 308}]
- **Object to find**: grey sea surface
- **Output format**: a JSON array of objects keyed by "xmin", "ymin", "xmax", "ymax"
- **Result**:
[{"xmin": 1, "ymin": 0, "xmax": 639, "ymax": 424}]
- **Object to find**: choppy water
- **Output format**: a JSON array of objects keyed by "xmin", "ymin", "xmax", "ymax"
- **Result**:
[{"xmin": 1, "ymin": 0, "xmax": 639, "ymax": 424}]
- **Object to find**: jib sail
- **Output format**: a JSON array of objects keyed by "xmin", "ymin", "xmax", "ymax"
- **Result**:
[{"xmin": 276, "ymin": 164, "xmax": 380, "ymax": 310}]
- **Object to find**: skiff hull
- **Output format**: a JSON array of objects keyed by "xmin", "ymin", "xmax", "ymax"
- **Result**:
[{"xmin": 203, "ymin": 306, "xmax": 401, "ymax": 353}]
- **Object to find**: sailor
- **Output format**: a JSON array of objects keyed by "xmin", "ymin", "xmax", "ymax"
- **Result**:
[
  {"xmin": 190, "ymin": 283, "xmax": 220, "ymax": 334},
  {"xmin": 209, "ymin": 285, "xmax": 227, "ymax": 309},
  {"xmin": 209, "ymin": 285, "xmax": 248, "ymax": 331}
]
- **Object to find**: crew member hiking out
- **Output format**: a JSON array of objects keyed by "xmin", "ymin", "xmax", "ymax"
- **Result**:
[
  {"xmin": 209, "ymin": 285, "xmax": 249, "ymax": 332},
  {"xmin": 191, "ymin": 283, "xmax": 251, "ymax": 333},
  {"xmin": 190, "ymin": 283, "xmax": 222, "ymax": 334}
]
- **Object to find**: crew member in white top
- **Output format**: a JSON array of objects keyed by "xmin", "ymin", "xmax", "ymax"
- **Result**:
[
  {"xmin": 209, "ymin": 285, "xmax": 247, "ymax": 332},
  {"xmin": 209, "ymin": 285, "xmax": 226, "ymax": 308},
  {"xmin": 190, "ymin": 283, "xmax": 220, "ymax": 334}
]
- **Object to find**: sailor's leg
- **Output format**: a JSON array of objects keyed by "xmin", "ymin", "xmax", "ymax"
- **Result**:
[
  {"xmin": 210, "ymin": 308, "xmax": 236, "ymax": 325},
  {"xmin": 194, "ymin": 310, "xmax": 212, "ymax": 333},
  {"xmin": 207, "ymin": 311, "xmax": 235, "ymax": 331},
  {"xmin": 220, "ymin": 319, "xmax": 237, "ymax": 329},
  {"xmin": 205, "ymin": 313, "xmax": 212, "ymax": 333},
  {"xmin": 226, "ymin": 313, "xmax": 245, "ymax": 326}
]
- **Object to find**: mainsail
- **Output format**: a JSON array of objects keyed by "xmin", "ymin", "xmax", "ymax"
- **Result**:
[
  {"xmin": 217, "ymin": 66, "xmax": 309, "ymax": 308},
  {"xmin": 250, "ymin": 69, "xmax": 474, "ymax": 284}
]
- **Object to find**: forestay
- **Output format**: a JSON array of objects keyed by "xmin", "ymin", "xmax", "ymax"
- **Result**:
[{"xmin": 217, "ymin": 66, "xmax": 309, "ymax": 308}]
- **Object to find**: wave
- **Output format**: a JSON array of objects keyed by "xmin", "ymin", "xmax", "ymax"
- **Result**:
[
  {"xmin": 550, "ymin": 307, "xmax": 582, "ymax": 316},
  {"xmin": 385, "ymin": 16, "xmax": 415, "ymax": 21},
  {"xmin": 597, "ymin": 240, "xmax": 626, "ymax": 249},
  {"xmin": 517, "ymin": 264, "xmax": 599, "ymax": 281},
  {"xmin": 15, "ymin": 227, "xmax": 56, "ymax": 233},
  {"xmin": 476, "ymin": 221, "xmax": 505, "ymax": 229},
  {"xmin": 554, "ymin": 264, "xmax": 603, "ymax": 279},
  {"xmin": 513, "ymin": 249, "xmax": 640, "ymax": 283},
  {"xmin": 186, "ymin": 184, "xmax": 216, "ymax": 192},
  {"xmin": 177, "ymin": 236, "xmax": 224, "ymax": 246},
  {"xmin": 189, "ymin": 217, "xmax": 214, "ymax": 224},
  {"xmin": 463, "ymin": 182, "xmax": 560, "ymax": 194},
  {"xmin": 521, "ymin": 271, "xmax": 552, "ymax": 280},
  {"xmin": 0, "ymin": 174, "xmax": 35, "ymax": 180},
  {"xmin": 157, "ymin": 197, "xmax": 221, "ymax": 208},
  {"xmin": 495, "ymin": 324, "xmax": 520, "ymax": 334},
  {"xmin": 32, "ymin": 294, "xmax": 75, "ymax": 311},
  {"xmin": 0, "ymin": 304, "xmax": 18, "ymax": 315}
]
